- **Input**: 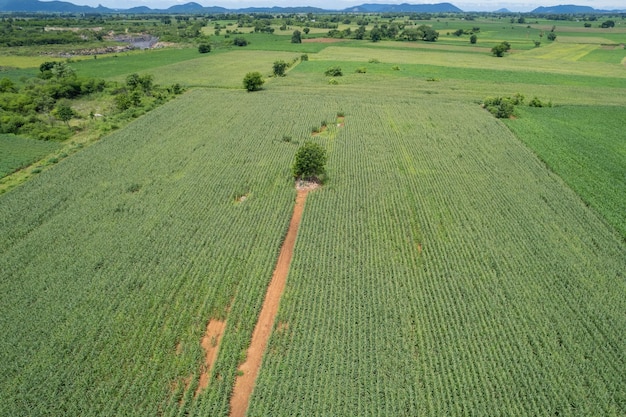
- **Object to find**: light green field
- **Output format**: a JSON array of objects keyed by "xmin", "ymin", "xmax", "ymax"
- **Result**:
[
  {"xmin": 0, "ymin": 134, "xmax": 60, "ymax": 177},
  {"xmin": 152, "ymin": 50, "xmax": 303, "ymax": 87},
  {"xmin": 505, "ymin": 105, "xmax": 626, "ymax": 238}
]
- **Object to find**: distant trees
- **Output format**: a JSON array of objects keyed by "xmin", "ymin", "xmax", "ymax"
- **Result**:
[
  {"xmin": 243, "ymin": 72, "xmax": 264, "ymax": 91},
  {"xmin": 400, "ymin": 25, "xmax": 439, "ymax": 42},
  {"xmin": 324, "ymin": 66, "xmax": 343, "ymax": 76},
  {"xmin": 273, "ymin": 60, "xmax": 289, "ymax": 76},
  {"xmin": 291, "ymin": 30, "xmax": 302, "ymax": 43},
  {"xmin": 600, "ymin": 20, "xmax": 615, "ymax": 28},
  {"xmin": 491, "ymin": 41, "xmax": 511, "ymax": 57}
]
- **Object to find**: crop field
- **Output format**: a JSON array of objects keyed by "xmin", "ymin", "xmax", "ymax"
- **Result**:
[
  {"xmin": 0, "ymin": 134, "xmax": 60, "ymax": 177},
  {"xmin": 504, "ymin": 105, "xmax": 626, "ymax": 238},
  {"xmin": 0, "ymin": 14, "xmax": 625, "ymax": 417}
]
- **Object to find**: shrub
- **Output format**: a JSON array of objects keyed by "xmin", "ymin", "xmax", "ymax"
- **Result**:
[
  {"xmin": 243, "ymin": 72, "xmax": 264, "ymax": 92},
  {"xmin": 198, "ymin": 43, "xmax": 211, "ymax": 53},
  {"xmin": 324, "ymin": 66, "xmax": 343, "ymax": 76},
  {"xmin": 483, "ymin": 96, "xmax": 515, "ymax": 118},
  {"xmin": 301, "ymin": 54, "xmax": 309, "ymax": 61},
  {"xmin": 233, "ymin": 37, "xmax": 248, "ymax": 46},
  {"xmin": 273, "ymin": 60, "xmax": 289, "ymax": 77},
  {"xmin": 355, "ymin": 67, "xmax": 367, "ymax": 73}
]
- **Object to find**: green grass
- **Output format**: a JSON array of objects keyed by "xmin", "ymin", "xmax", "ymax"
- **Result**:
[
  {"xmin": 151, "ymin": 50, "xmax": 303, "ymax": 88},
  {"xmin": 504, "ymin": 105, "xmax": 626, "ymax": 238},
  {"xmin": 70, "ymin": 47, "xmax": 202, "ymax": 80},
  {"xmin": 0, "ymin": 134, "xmax": 60, "ymax": 177}
]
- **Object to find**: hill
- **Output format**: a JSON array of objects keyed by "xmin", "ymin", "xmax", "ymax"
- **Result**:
[
  {"xmin": 531, "ymin": 4, "xmax": 624, "ymax": 13},
  {"xmin": 0, "ymin": 0, "xmax": 462, "ymax": 13}
]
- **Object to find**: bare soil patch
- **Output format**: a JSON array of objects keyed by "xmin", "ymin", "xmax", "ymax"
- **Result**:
[
  {"xmin": 195, "ymin": 319, "xmax": 226, "ymax": 397},
  {"xmin": 229, "ymin": 187, "xmax": 313, "ymax": 417}
]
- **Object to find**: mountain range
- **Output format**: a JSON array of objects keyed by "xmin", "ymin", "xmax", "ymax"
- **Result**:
[{"xmin": 0, "ymin": 0, "xmax": 624, "ymax": 14}]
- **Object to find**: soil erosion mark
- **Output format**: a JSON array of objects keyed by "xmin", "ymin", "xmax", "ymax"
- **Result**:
[
  {"xmin": 195, "ymin": 319, "xmax": 227, "ymax": 397},
  {"xmin": 229, "ymin": 188, "xmax": 312, "ymax": 417}
]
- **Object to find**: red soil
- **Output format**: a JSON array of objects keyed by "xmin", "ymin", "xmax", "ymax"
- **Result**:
[
  {"xmin": 229, "ymin": 188, "xmax": 311, "ymax": 417},
  {"xmin": 195, "ymin": 319, "xmax": 226, "ymax": 397}
]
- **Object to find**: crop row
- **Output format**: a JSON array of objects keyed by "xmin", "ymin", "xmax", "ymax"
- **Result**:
[{"xmin": 249, "ymin": 96, "xmax": 626, "ymax": 416}]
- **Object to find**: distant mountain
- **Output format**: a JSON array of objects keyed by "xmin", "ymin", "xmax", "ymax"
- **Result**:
[
  {"xmin": 0, "ymin": 0, "xmax": 466, "ymax": 14},
  {"xmin": 0, "ymin": 0, "xmax": 114, "ymax": 12},
  {"xmin": 344, "ymin": 3, "xmax": 462, "ymax": 12},
  {"xmin": 530, "ymin": 4, "xmax": 625, "ymax": 13},
  {"xmin": 493, "ymin": 8, "xmax": 512, "ymax": 13}
]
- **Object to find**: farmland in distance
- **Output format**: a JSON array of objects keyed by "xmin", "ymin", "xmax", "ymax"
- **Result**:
[{"xmin": 1, "ymin": 15, "xmax": 625, "ymax": 417}]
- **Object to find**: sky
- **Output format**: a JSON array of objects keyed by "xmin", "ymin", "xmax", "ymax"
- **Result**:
[{"xmin": 48, "ymin": 0, "xmax": 626, "ymax": 12}]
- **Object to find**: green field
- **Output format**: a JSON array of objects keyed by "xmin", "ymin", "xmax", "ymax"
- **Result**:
[
  {"xmin": 1, "ymin": 14, "xmax": 625, "ymax": 417},
  {"xmin": 0, "ymin": 134, "xmax": 60, "ymax": 177}
]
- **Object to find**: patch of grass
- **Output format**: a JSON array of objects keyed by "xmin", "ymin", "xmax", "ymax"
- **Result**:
[{"xmin": 0, "ymin": 134, "xmax": 60, "ymax": 178}]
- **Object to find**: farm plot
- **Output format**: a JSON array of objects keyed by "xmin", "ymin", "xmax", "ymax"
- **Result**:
[
  {"xmin": 0, "ymin": 134, "xmax": 60, "ymax": 178},
  {"xmin": 0, "ymin": 88, "xmax": 338, "ymax": 417},
  {"xmin": 504, "ymin": 105, "xmax": 626, "ymax": 238},
  {"xmin": 249, "ymin": 94, "xmax": 626, "ymax": 416}
]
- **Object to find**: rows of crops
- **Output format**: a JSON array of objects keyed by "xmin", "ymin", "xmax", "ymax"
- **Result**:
[
  {"xmin": 0, "ymin": 89, "xmax": 340, "ymax": 416},
  {"xmin": 0, "ymin": 134, "xmax": 59, "ymax": 178},
  {"xmin": 504, "ymin": 105, "xmax": 626, "ymax": 238},
  {"xmin": 249, "ymin": 94, "xmax": 626, "ymax": 416}
]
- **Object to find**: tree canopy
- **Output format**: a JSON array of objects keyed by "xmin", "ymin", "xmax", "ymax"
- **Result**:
[{"xmin": 292, "ymin": 141, "xmax": 327, "ymax": 181}]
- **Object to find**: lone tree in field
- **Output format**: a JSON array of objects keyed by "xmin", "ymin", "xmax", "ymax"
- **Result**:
[
  {"xmin": 273, "ymin": 60, "xmax": 289, "ymax": 76},
  {"xmin": 291, "ymin": 30, "xmax": 302, "ymax": 43},
  {"xmin": 243, "ymin": 72, "xmax": 264, "ymax": 92},
  {"xmin": 491, "ymin": 41, "xmax": 511, "ymax": 57},
  {"xmin": 293, "ymin": 141, "xmax": 327, "ymax": 181}
]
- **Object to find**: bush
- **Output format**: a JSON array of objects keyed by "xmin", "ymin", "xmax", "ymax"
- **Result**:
[
  {"xmin": 528, "ymin": 97, "xmax": 552, "ymax": 108},
  {"xmin": 273, "ymin": 60, "xmax": 289, "ymax": 77},
  {"xmin": 355, "ymin": 67, "xmax": 367, "ymax": 73},
  {"xmin": 233, "ymin": 37, "xmax": 248, "ymax": 46},
  {"xmin": 198, "ymin": 43, "xmax": 211, "ymax": 53},
  {"xmin": 300, "ymin": 54, "xmax": 309, "ymax": 61},
  {"xmin": 483, "ymin": 96, "xmax": 515, "ymax": 118},
  {"xmin": 292, "ymin": 141, "xmax": 327, "ymax": 180},
  {"xmin": 324, "ymin": 66, "xmax": 343, "ymax": 76},
  {"xmin": 547, "ymin": 32, "xmax": 557, "ymax": 41},
  {"xmin": 243, "ymin": 72, "xmax": 264, "ymax": 92},
  {"xmin": 470, "ymin": 34, "xmax": 477, "ymax": 44}
]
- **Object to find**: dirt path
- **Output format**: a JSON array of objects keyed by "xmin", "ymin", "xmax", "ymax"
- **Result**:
[{"xmin": 229, "ymin": 188, "xmax": 311, "ymax": 417}]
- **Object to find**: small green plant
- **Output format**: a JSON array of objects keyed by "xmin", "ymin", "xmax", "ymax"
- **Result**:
[
  {"xmin": 391, "ymin": 65, "xmax": 400, "ymax": 71},
  {"xmin": 368, "ymin": 58, "xmax": 380, "ymax": 63},
  {"xmin": 337, "ymin": 111, "xmax": 345, "ymax": 118},
  {"xmin": 282, "ymin": 135, "xmax": 292, "ymax": 142},
  {"xmin": 328, "ymin": 78, "xmax": 339, "ymax": 85}
]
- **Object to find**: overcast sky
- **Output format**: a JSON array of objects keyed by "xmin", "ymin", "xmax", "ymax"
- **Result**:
[{"xmin": 51, "ymin": 0, "xmax": 626, "ymax": 12}]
